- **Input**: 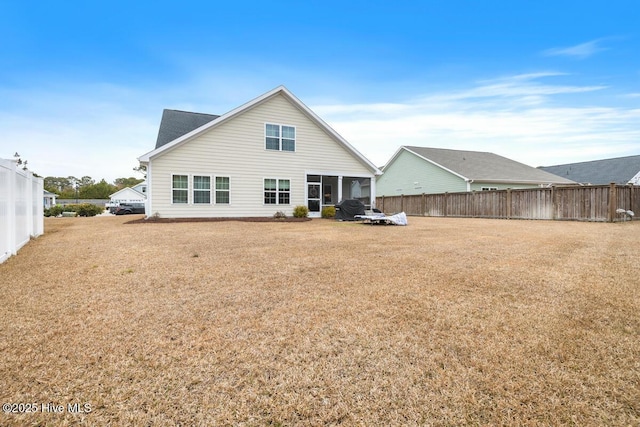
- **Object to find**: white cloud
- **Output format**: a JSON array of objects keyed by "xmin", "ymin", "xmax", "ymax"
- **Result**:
[
  {"xmin": 543, "ymin": 39, "xmax": 607, "ymax": 59},
  {"xmin": 1, "ymin": 71, "xmax": 637, "ymax": 182},
  {"xmin": 314, "ymin": 74, "xmax": 639, "ymax": 168}
]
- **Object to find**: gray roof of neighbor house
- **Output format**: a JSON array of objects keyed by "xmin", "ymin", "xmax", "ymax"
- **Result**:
[
  {"xmin": 538, "ymin": 155, "xmax": 640, "ymax": 185},
  {"xmin": 155, "ymin": 109, "xmax": 220, "ymax": 149},
  {"xmin": 402, "ymin": 146, "xmax": 576, "ymax": 184}
]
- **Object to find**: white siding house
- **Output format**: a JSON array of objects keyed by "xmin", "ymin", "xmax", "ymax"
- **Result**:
[
  {"xmin": 132, "ymin": 181, "xmax": 147, "ymax": 195},
  {"xmin": 43, "ymin": 190, "xmax": 57, "ymax": 209},
  {"xmin": 138, "ymin": 86, "xmax": 381, "ymax": 218},
  {"xmin": 108, "ymin": 187, "xmax": 146, "ymax": 205}
]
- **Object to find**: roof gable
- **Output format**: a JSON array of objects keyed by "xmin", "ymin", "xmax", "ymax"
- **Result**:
[
  {"xmin": 155, "ymin": 110, "xmax": 219, "ymax": 149},
  {"xmin": 401, "ymin": 146, "xmax": 576, "ymax": 184},
  {"xmin": 109, "ymin": 187, "xmax": 146, "ymax": 199},
  {"xmin": 539, "ymin": 155, "xmax": 640, "ymax": 185},
  {"xmin": 131, "ymin": 181, "xmax": 147, "ymax": 191},
  {"xmin": 139, "ymin": 86, "xmax": 381, "ymax": 175}
]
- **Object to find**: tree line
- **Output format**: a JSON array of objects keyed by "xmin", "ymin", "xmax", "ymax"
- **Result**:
[
  {"xmin": 45, "ymin": 176, "xmax": 144, "ymax": 199},
  {"xmin": 10, "ymin": 152, "xmax": 146, "ymax": 199}
]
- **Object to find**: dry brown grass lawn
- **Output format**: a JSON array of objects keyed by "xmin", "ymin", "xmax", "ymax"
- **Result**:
[{"xmin": 1, "ymin": 215, "xmax": 639, "ymax": 426}]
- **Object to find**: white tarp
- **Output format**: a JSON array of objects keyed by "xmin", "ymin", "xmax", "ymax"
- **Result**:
[
  {"xmin": 355, "ymin": 211, "xmax": 408, "ymax": 226},
  {"xmin": 386, "ymin": 212, "xmax": 408, "ymax": 225}
]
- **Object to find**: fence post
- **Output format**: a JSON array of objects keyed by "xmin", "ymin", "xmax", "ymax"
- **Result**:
[
  {"xmin": 551, "ymin": 186, "xmax": 556, "ymax": 220},
  {"xmin": 400, "ymin": 194, "xmax": 404, "ymax": 212},
  {"xmin": 7, "ymin": 160, "xmax": 17, "ymax": 257},
  {"xmin": 26, "ymin": 169, "xmax": 34, "ymax": 238},
  {"xmin": 608, "ymin": 182, "xmax": 616, "ymax": 222},
  {"xmin": 422, "ymin": 193, "xmax": 426, "ymax": 216},
  {"xmin": 631, "ymin": 184, "xmax": 636, "ymax": 221},
  {"xmin": 471, "ymin": 191, "xmax": 476, "ymax": 218},
  {"xmin": 506, "ymin": 188, "xmax": 511, "ymax": 219},
  {"xmin": 444, "ymin": 192, "xmax": 448, "ymax": 217}
]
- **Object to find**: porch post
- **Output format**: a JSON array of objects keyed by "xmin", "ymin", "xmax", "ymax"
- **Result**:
[
  {"xmin": 370, "ymin": 177, "xmax": 376, "ymax": 209},
  {"xmin": 338, "ymin": 176, "xmax": 343, "ymax": 202}
]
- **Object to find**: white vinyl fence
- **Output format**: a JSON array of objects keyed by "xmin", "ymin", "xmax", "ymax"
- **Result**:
[{"xmin": 1, "ymin": 158, "xmax": 44, "ymax": 263}]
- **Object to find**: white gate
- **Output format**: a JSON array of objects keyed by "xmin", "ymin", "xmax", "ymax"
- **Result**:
[{"xmin": 0, "ymin": 158, "xmax": 44, "ymax": 263}]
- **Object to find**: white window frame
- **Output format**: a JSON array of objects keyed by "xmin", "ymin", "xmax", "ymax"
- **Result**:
[
  {"xmin": 265, "ymin": 123, "xmax": 296, "ymax": 152},
  {"xmin": 481, "ymin": 187, "xmax": 498, "ymax": 191},
  {"xmin": 172, "ymin": 174, "xmax": 231, "ymax": 205},
  {"xmin": 171, "ymin": 174, "xmax": 189, "ymax": 204},
  {"xmin": 193, "ymin": 175, "xmax": 212, "ymax": 204},
  {"xmin": 264, "ymin": 178, "xmax": 291, "ymax": 205},
  {"xmin": 215, "ymin": 176, "xmax": 230, "ymax": 205}
]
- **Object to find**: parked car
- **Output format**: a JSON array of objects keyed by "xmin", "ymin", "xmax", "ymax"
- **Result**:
[
  {"xmin": 114, "ymin": 203, "xmax": 145, "ymax": 215},
  {"xmin": 105, "ymin": 202, "xmax": 119, "ymax": 214}
]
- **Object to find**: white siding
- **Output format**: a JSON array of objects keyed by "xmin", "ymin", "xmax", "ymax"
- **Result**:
[
  {"xmin": 109, "ymin": 187, "xmax": 146, "ymax": 204},
  {"xmin": 149, "ymin": 94, "xmax": 374, "ymax": 218}
]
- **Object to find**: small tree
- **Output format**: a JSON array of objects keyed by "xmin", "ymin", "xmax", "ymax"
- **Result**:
[{"xmin": 133, "ymin": 164, "xmax": 147, "ymax": 179}]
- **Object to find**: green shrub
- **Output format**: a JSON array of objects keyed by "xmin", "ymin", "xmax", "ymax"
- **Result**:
[
  {"xmin": 61, "ymin": 203, "xmax": 104, "ymax": 217},
  {"xmin": 77, "ymin": 203, "xmax": 104, "ymax": 217},
  {"xmin": 62, "ymin": 204, "xmax": 79, "ymax": 212},
  {"xmin": 292, "ymin": 205, "xmax": 309, "ymax": 218},
  {"xmin": 44, "ymin": 205, "xmax": 64, "ymax": 217},
  {"xmin": 321, "ymin": 206, "xmax": 336, "ymax": 218}
]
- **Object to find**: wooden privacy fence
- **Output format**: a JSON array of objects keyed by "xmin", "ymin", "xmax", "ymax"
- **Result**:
[
  {"xmin": 0, "ymin": 158, "xmax": 44, "ymax": 263},
  {"xmin": 376, "ymin": 184, "xmax": 640, "ymax": 222}
]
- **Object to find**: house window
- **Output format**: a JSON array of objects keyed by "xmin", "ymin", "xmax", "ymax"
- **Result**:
[
  {"xmin": 215, "ymin": 177, "xmax": 230, "ymax": 204},
  {"xmin": 265, "ymin": 124, "xmax": 295, "ymax": 152},
  {"xmin": 282, "ymin": 126, "xmax": 295, "ymax": 151},
  {"xmin": 264, "ymin": 178, "xmax": 290, "ymax": 204},
  {"xmin": 481, "ymin": 187, "xmax": 498, "ymax": 191},
  {"xmin": 193, "ymin": 176, "xmax": 211, "ymax": 204},
  {"xmin": 278, "ymin": 179, "xmax": 290, "ymax": 204},
  {"xmin": 172, "ymin": 175, "xmax": 188, "ymax": 203}
]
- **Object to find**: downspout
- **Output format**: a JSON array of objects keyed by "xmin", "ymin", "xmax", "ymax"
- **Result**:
[
  {"xmin": 466, "ymin": 179, "xmax": 474, "ymax": 192},
  {"xmin": 144, "ymin": 162, "xmax": 152, "ymax": 218}
]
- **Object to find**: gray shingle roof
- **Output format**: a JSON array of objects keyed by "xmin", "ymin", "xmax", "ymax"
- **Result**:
[
  {"xmin": 538, "ymin": 155, "xmax": 640, "ymax": 185},
  {"xmin": 155, "ymin": 109, "xmax": 220, "ymax": 149},
  {"xmin": 404, "ymin": 146, "xmax": 576, "ymax": 184}
]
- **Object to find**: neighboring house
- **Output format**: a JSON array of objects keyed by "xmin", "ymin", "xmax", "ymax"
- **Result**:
[
  {"xmin": 539, "ymin": 155, "xmax": 640, "ymax": 185},
  {"xmin": 377, "ymin": 146, "xmax": 576, "ymax": 196},
  {"xmin": 43, "ymin": 190, "xmax": 57, "ymax": 209},
  {"xmin": 132, "ymin": 181, "xmax": 147, "ymax": 195},
  {"xmin": 109, "ymin": 186, "xmax": 146, "ymax": 205},
  {"xmin": 138, "ymin": 86, "xmax": 382, "ymax": 218}
]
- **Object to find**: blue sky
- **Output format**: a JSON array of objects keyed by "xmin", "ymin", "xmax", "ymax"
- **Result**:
[{"xmin": 1, "ymin": 0, "xmax": 639, "ymax": 182}]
